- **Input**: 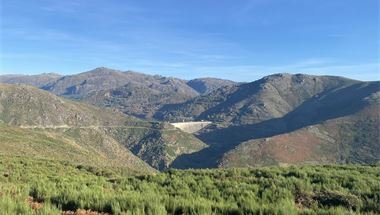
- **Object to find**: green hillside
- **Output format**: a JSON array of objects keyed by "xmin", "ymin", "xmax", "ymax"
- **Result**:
[
  {"xmin": 0, "ymin": 124, "xmax": 154, "ymax": 173},
  {"xmin": 1, "ymin": 156, "xmax": 379, "ymax": 214}
]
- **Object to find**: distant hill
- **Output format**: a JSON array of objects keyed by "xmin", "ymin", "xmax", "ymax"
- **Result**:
[
  {"xmin": 0, "ymin": 68, "xmax": 236, "ymax": 120},
  {"xmin": 83, "ymin": 74, "xmax": 199, "ymax": 119},
  {"xmin": 41, "ymin": 67, "xmax": 198, "ymax": 99},
  {"xmin": 156, "ymin": 73, "xmax": 360, "ymax": 124},
  {"xmin": 169, "ymin": 75, "xmax": 380, "ymax": 168},
  {"xmin": 186, "ymin": 78, "xmax": 236, "ymax": 94},
  {"xmin": 0, "ymin": 84, "xmax": 206, "ymax": 171},
  {"xmin": 40, "ymin": 67, "xmax": 200, "ymax": 119},
  {"xmin": 0, "ymin": 73, "xmax": 61, "ymax": 88}
]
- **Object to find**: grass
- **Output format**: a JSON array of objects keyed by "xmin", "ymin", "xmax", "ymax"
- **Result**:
[
  {"xmin": 0, "ymin": 125, "xmax": 154, "ymax": 174},
  {"xmin": 1, "ymin": 155, "xmax": 379, "ymax": 214},
  {"xmin": 0, "ymin": 122, "xmax": 207, "ymax": 172}
]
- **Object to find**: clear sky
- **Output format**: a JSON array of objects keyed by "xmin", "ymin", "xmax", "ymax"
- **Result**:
[{"xmin": 0, "ymin": 0, "xmax": 379, "ymax": 81}]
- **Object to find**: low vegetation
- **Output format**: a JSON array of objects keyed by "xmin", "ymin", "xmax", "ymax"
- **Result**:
[{"xmin": 1, "ymin": 155, "xmax": 379, "ymax": 215}]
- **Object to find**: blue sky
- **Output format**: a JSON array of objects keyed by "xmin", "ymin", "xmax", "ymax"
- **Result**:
[{"xmin": 0, "ymin": 0, "xmax": 379, "ymax": 81}]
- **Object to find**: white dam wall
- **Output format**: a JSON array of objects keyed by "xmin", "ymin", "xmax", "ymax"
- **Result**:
[{"xmin": 170, "ymin": 121, "xmax": 212, "ymax": 133}]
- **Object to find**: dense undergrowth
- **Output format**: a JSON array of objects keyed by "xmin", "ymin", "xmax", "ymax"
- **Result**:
[{"xmin": 0, "ymin": 155, "xmax": 379, "ymax": 215}]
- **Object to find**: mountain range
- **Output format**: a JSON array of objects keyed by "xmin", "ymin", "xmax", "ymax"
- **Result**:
[
  {"xmin": 1, "ymin": 67, "xmax": 236, "ymax": 119},
  {"xmin": 1, "ymin": 67, "xmax": 379, "ymax": 171}
]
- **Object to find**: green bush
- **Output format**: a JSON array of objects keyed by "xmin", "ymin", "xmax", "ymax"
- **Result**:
[{"xmin": 0, "ymin": 156, "xmax": 379, "ymax": 214}]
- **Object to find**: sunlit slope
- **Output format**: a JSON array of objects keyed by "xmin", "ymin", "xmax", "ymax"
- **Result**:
[
  {"xmin": 0, "ymin": 84, "xmax": 206, "ymax": 171},
  {"xmin": 220, "ymin": 105, "xmax": 380, "ymax": 167}
]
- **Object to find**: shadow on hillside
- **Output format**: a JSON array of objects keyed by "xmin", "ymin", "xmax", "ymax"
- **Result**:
[
  {"xmin": 170, "ymin": 81, "xmax": 380, "ymax": 169},
  {"xmin": 197, "ymin": 79, "xmax": 265, "ymax": 119},
  {"xmin": 154, "ymin": 79, "xmax": 264, "ymax": 121}
]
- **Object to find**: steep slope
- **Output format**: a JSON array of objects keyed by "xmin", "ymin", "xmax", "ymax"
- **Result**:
[
  {"xmin": 0, "ymin": 125, "xmax": 153, "ymax": 173},
  {"xmin": 0, "ymin": 84, "xmax": 206, "ymax": 170},
  {"xmin": 0, "ymin": 84, "xmax": 133, "ymax": 126},
  {"xmin": 84, "ymin": 77, "xmax": 198, "ymax": 119},
  {"xmin": 187, "ymin": 78, "xmax": 236, "ymax": 94},
  {"xmin": 154, "ymin": 84, "xmax": 239, "ymax": 122},
  {"xmin": 170, "ymin": 78, "xmax": 380, "ymax": 168},
  {"xmin": 220, "ymin": 104, "xmax": 380, "ymax": 167},
  {"xmin": 157, "ymin": 74, "xmax": 359, "ymax": 124},
  {"xmin": 0, "ymin": 73, "xmax": 61, "ymax": 88}
]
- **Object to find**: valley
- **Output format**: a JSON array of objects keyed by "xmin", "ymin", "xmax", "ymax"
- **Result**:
[
  {"xmin": 1, "ymin": 69, "xmax": 379, "ymax": 171},
  {"xmin": 0, "ymin": 69, "xmax": 379, "ymax": 215}
]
